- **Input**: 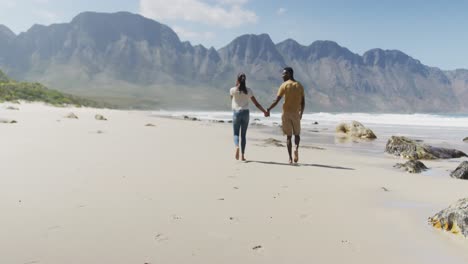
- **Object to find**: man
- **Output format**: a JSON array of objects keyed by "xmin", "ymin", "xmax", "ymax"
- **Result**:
[{"xmin": 266, "ymin": 67, "xmax": 305, "ymax": 164}]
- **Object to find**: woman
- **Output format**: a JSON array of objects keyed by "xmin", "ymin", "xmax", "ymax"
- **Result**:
[{"xmin": 230, "ymin": 73, "xmax": 268, "ymax": 161}]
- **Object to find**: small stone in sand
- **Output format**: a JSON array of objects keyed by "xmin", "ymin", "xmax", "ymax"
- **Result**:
[
  {"xmin": 95, "ymin": 114, "xmax": 107, "ymax": 121},
  {"xmin": 381, "ymin": 187, "xmax": 390, "ymax": 192},
  {"xmin": 183, "ymin": 115, "xmax": 198, "ymax": 121},
  {"xmin": 6, "ymin": 106, "xmax": 19, "ymax": 110},
  {"xmin": 65, "ymin": 112, "xmax": 78, "ymax": 119},
  {"xmin": 252, "ymin": 245, "xmax": 262, "ymax": 250},
  {"xmin": 0, "ymin": 118, "xmax": 17, "ymax": 124},
  {"xmin": 145, "ymin": 123, "xmax": 156, "ymax": 127}
]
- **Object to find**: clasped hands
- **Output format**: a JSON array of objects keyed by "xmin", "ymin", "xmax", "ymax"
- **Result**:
[{"xmin": 263, "ymin": 110, "xmax": 270, "ymax": 117}]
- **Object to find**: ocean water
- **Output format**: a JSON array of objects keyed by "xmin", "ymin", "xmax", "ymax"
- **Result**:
[{"xmin": 152, "ymin": 111, "xmax": 468, "ymax": 156}]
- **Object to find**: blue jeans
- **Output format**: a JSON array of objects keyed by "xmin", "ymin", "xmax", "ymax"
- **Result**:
[{"xmin": 233, "ymin": 109, "xmax": 250, "ymax": 154}]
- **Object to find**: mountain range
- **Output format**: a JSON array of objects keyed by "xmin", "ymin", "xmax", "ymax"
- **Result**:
[{"xmin": 1, "ymin": 11, "xmax": 467, "ymax": 112}]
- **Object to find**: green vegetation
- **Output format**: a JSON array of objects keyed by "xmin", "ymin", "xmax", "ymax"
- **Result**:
[
  {"xmin": 0, "ymin": 70, "xmax": 9, "ymax": 82},
  {"xmin": 0, "ymin": 70, "xmax": 107, "ymax": 107}
]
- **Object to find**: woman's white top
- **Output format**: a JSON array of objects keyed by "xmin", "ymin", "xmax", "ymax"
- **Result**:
[{"xmin": 230, "ymin": 87, "xmax": 254, "ymax": 111}]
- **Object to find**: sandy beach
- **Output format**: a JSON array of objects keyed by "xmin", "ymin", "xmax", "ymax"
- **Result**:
[{"xmin": 2, "ymin": 102, "xmax": 468, "ymax": 264}]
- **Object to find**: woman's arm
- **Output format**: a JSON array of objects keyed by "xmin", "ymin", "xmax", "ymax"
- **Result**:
[{"xmin": 251, "ymin": 96, "xmax": 267, "ymax": 114}]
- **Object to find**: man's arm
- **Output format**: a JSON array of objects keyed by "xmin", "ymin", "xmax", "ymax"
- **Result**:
[
  {"xmin": 267, "ymin": 96, "xmax": 282, "ymax": 113},
  {"xmin": 300, "ymin": 96, "xmax": 305, "ymax": 120}
]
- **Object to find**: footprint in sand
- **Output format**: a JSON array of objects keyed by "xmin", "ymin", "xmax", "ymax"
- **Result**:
[
  {"xmin": 155, "ymin": 233, "xmax": 169, "ymax": 242},
  {"xmin": 47, "ymin": 225, "xmax": 61, "ymax": 231},
  {"xmin": 252, "ymin": 245, "xmax": 262, "ymax": 250},
  {"xmin": 341, "ymin": 240, "xmax": 361, "ymax": 252},
  {"xmin": 171, "ymin": 215, "xmax": 182, "ymax": 221}
]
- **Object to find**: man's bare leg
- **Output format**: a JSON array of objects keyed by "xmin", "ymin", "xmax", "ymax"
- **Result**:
[
  {"xmin": 294, "ymin": 135, "xmax": 300, "ymax": 163},
  {"xmin": 235, "ymin": 147, "xmax": 240, "ymax": 160},
  {"xmin": 287, "ymin": 136, "xmax": 293, "ymax": 164}
]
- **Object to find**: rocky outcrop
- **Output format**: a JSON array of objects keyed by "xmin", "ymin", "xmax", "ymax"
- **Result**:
[
  {"xmin": 336, "ymin": 121, "xmax": 377, "ymax": 139},
  {"xmin": 394, "ymin": 160, "xmax": 428, "ymax": 173},
  {"xmin": 385, "ymin": 136, "xmax": 467, "ymax": 159},
  {"xmin": 463, "ymin": 137, "xmax": 468, "ymax": 142},
  {"xmin": 450, "ymin": 161, "xmax": 468, "ymax": 180},
  {"xmin": 429, "ymin": 198, "xmax": 468, "ymax": 238}
]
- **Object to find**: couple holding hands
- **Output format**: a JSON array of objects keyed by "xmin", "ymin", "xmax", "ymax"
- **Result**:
[{"xmin": 230, "ymin": 67, "xmax": 305, "ymax": 164}]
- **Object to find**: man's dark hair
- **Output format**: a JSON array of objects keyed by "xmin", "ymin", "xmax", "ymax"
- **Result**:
[
  {"xmin": 283, "ymin": 67, "xmax": 295, "ymax": 81},
  {"xmin": 284, "ymin": 67, "xmax": 294, "ymax": 75}
]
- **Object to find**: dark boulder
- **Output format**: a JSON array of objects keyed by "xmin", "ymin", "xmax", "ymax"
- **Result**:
[
  {"xmin": 394, "ymin": 160, "xmax": 428, "ymax": 173},
  {"xmin": 385, "ymin": 136, "xmax": 467, "ymax": 160},
  {"xmin": 429, "ymin": 198, "xmax": 468, "ymax": 238},
  {"xmin": 336, "ymin": 121, "xmax": 377, "ymax": 139},
  {"xmin": 450, "ymin": 161, "xmax": 468, "ymax": 180}
]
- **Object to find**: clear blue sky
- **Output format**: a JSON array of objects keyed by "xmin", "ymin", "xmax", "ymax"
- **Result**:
[{"xmin": 1, "ymin": 0, "xmax": 467, "ymax": 70}]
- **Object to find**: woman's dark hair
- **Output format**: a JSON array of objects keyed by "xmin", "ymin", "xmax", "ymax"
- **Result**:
[{"xmin": 236, "ymin": 73, "xmax": 248, "ymax": 94}]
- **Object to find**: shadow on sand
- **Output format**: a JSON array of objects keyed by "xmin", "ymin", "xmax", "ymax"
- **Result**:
[{"xmin": 245, "ymin": 160, "xmax": 355, "ymax": 170}]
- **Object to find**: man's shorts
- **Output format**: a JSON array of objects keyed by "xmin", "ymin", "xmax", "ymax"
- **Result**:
[{"xmin": 281, "ymin": 112, "xmax": 301, "ymax": 136}]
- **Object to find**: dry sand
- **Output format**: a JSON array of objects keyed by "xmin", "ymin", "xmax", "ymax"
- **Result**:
[{"xmin": 1, "ymin": 102, "xmax": 468, "ymax": 264}]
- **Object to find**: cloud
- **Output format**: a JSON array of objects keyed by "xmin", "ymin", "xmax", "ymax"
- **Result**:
[
  {"xmin": 139, "ymin": 0, "xmax": 258, "ymax": 28},
  {"xmin": 173, "ymin": 26, "xmax": 215, "ymax": 40},
  {"xmin": 277, "ymin": 7, "xmax": 287, "ymax": 15},
  {"xmin": 218, "ymin": 0, "xmax": 248, "ymax": 5}
]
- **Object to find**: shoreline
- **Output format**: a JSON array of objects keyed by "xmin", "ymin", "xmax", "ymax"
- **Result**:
[{"xmin": 2, "ymin": 102, "xmax": 468, "ymax": 263}]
